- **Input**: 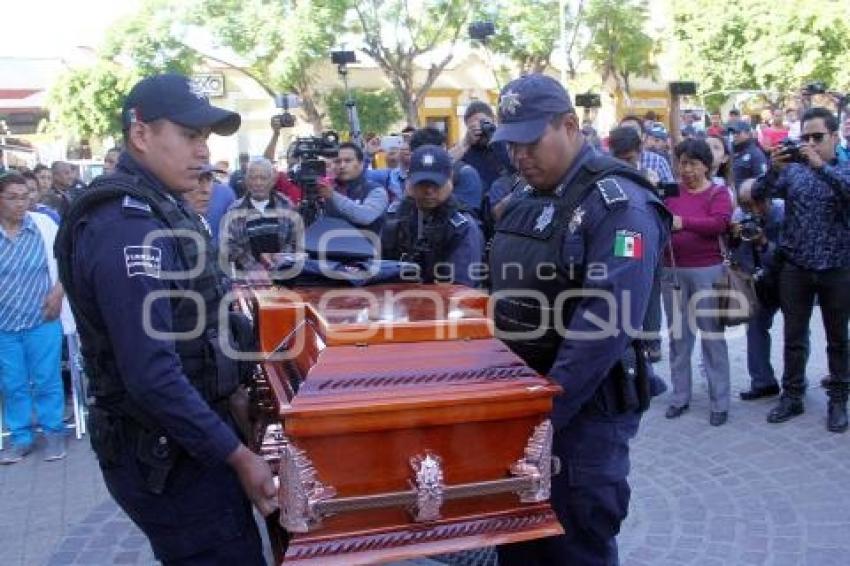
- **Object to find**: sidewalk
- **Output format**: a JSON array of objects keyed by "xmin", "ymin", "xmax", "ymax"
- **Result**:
[{"xmin": 1, "ymin": 309, "xmax": 848, "ymax": 565}]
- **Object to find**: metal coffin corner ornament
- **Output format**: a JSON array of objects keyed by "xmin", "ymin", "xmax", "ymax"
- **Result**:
[
  {"xmin": 279, "ymin": 440, "xmax": 337, "ymax": 533},
  {"xmin": 510, "ymin": 420, "xmax": 554, "ymax": 503},
  {"xmin": 410, "ymin": 452, "xmax": 445, "ymax": 522}
]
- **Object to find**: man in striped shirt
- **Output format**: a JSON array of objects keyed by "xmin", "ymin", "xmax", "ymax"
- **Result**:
[{"xmin": 0, "ymin": 173, "xmax": 66, "ymax": 464}]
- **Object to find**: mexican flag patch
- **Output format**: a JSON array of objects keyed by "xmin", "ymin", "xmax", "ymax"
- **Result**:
[{"xmin": 614, "ymin": 230, "xmax": 643, "ymax": 258}]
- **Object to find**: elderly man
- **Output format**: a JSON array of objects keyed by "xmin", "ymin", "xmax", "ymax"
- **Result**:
[{"xmin": 223, "ymin": 157, "xmax": 296, "ymax": 277}]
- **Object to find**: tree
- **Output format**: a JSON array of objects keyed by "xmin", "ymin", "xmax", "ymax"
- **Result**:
[
  {"xmin": 582, "ymin": 0, "xmax": 659, "ymax": 97},
  {"xmin": 479, "ymin": 0, "xmax": 581, "ymax": 76},
  {"xmin": 48, "ymin": 62, "xmax": 137, "ymax": 140},
  {"xmin": 351, "ymin": 0, "xmax": 475, "ymax": 126},
  {"xmin": 48, "ymin": 0, "xmax": 200, "ymax": 140},
  {"xmin": 671, "ymin": 0, "xmax": 850, "ymax": 110},
  {"xmin": 193, "ymin": 0, "xmax": 349, "ymax": 132},
  {"xmin": 324, "ymin": 89, "xmax": 403, "ymax": 135}
]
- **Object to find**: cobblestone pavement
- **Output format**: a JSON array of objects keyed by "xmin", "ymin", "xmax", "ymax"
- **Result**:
[{"xmin": 1, "ymin": 309, "xmax": 847, "ymax": 565}]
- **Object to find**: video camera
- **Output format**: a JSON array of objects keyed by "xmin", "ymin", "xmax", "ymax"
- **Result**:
[{"xmin": 287, "ymin": 131, "xmax": 340, "ymax": 225}]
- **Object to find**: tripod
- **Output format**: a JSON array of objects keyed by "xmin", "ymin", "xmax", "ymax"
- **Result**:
[{"xmin": 337, "ymin": 62, "xmax": 363, "ymax": 148}]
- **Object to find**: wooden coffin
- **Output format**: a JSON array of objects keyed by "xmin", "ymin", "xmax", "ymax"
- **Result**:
[{"xmin": 248, "ymin": 283, "xmax": 563, "ymax": 565}]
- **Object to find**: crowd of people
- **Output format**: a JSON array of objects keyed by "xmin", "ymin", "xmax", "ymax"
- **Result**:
[
  {"xmin": 0, "ymin": 68, "xmax": 848, "ymax": 565},
  {"xmin": 1, "ymin": 82, "xmax": 849, "ymax": 466}
]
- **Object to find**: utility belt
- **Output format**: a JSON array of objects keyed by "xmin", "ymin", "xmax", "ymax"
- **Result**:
[
  {"xmin": 88, "ymin": 396, "xmax": 232, "ymax": 495},
  {"xmin": 584, "ymin": 341, "xmax": 655, "ymax": 418}
]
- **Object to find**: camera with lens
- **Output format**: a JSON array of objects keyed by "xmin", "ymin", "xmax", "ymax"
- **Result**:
[
  {"xmin": 246, "ymin": 216, "xmax": 284, "ymax": 256},
  {"xmin": 478, "ymin": 118, "xmax": 497, "ymax": 144},
  {"xmin": 273, "ymin": 93, "xmax": 299, "ymax": 129},
  {"xmin": 778, "ymin": 138, "xmax": 805, "ymax": 163},
  {"xmin": 738, "ymin": 212, "xmax": 765, "ymax": 242},
  {"xmin": 468, "ymin": 21, "xmax": 495, "ymax": 42}
]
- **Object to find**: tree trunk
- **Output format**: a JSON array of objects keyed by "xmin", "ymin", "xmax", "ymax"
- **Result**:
[{"xmin": 300, "ymin": 95, "xmax": 325, "ymax": 133}]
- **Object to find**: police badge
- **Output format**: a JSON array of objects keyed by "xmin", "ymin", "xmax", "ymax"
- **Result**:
[
  {"xmin": 534, "ymin": 203, "xmax": 555, "ymax": 232},
  {"xmin": 568, "ymin": 206, "xmax": 585, "ymax": 233},
  {"xmin": 499, "ymin": 91, "xmax": 522, "ymax": 116}
]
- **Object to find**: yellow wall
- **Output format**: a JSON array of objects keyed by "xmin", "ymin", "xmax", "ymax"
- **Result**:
[{"xmin": 615, "ymin": 89, "xmax": 673, "ymax": 128}]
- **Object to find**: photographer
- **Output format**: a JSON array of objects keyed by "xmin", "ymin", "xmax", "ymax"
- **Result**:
[
  {"xmin": 381, "ymin": 145, "xmax": 483, "ymax": 287},
  {"xmin": 318, "ymin": 142, "xmax": 388, "ymax": 234},
  {"xmin": 223, "ymin": 158, "xmax": 296, "ymax": 278},
  {"xmin": 754, "ymin": 107, "xmax": 850, "ymax": 432},
  {"xmin": 730, "ymin": 179, "xmax": 785, "ymax": 401},
  {"xmin": 449, "ymin": 101, "xmax": 512, "ymax": 194}
]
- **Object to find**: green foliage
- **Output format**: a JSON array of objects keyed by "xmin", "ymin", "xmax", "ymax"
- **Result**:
[
  {"xmin": 47, "ymin": 0, "xmax": 198, "ymax": 140},
  {"xmin": 324, "ymin": 89, "xmax": 403, "ymax": 135},
  {"xmin": 478, "ymin": 0, "xmax": 563, "ymax": 75},
  {"xmin": 351, "ymin": 0, "xmax": 476, "ymax": 125},
  {"xmin": 48, "ymin": 63, "xmax": 137, "ymax": 140},
  {"xmin": 192, "ymin": 0, "xmax": 349, "ymax": 130},
  {"xmin": 582, "ymin": 0, "xmax": 659, "ymax": 95},
  {"xmin": 672, "ymin": 0, "xmax": 850, "ymax": 109}
]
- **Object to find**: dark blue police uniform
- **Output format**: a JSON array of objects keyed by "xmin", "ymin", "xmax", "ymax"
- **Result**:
[
  {"xmin": 489, "ymin": 75, "xmax": 670, "ymax": 566},
  {"xmin": 54, "ymin": 75, "xmax": 265, "ymax": 565}
]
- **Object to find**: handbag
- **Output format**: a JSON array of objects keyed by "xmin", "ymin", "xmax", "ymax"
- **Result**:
[{"xmin": 713, "ymin": 236, "xmax": 759, "ymax": 327}]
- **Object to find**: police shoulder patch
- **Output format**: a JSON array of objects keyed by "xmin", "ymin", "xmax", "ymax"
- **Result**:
[
  {"xmin": 596, "ymin": 178, "xmax": 629, "ymax": 208},
  {"xmin": 449, "ymin": 211, "xmax": 468, "ymax": 228},
  {"xmin": 124, "ymin": 245, "xmax": 162, "ymax": 278},
  {"xmin": 122, "ymin": 195, "xmax": 152, "ymax": 213}
]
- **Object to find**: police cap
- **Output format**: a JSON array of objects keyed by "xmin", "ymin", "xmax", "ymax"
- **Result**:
[{"xmin": 122, "ymin": 73, "xmax": 241, "ymax": 136}]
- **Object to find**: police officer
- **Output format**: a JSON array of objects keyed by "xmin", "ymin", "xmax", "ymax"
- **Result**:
[
  {"xmin": 55, "ymin": 74, "xmax": 276, "ymax": 565},
  {"xmin": 729, "ymin": 120, "xmax": 769, "ymax": 183},
  {"xmin": 382, "ymin": 145, "xmax": 483, "ymax": 286},
  {"xmin": 488, "ymin": 74, "xmax": 670, "ymax": 565}
]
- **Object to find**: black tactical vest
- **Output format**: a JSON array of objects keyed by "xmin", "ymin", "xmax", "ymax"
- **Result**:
[
  {"xmin": 387, "ymin": 197, "xmax": 466, "ymax": 282},
  {"xmin": 489, "ymin": 154, "xmax": 663, "ymax": 374},
  {"xmin": 55, "ymin": 172, "xmax": 240, "ymax": 416}
]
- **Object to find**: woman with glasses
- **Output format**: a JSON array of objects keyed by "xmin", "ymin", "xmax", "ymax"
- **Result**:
[{"xmin": 661, "ymin": 139, "xmax": 733, "ymax": 426}]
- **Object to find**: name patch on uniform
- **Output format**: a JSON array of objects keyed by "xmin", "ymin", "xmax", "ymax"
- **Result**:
[
  {"xmin": 124, "ymin": 246, "xmax": 162, "ymax": 278},
  {"xmin": 614, "ymin": 230, "xmax": 643, "ymax": 259}
]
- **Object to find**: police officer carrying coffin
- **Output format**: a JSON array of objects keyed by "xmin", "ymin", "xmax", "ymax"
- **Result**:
[
  {"xmin": 55, "ymin": 74, "xmax": 276, "ymax": 565},
  {"xmin": 381, "ymin": 145, "xmax": 483, "ymax": 287},
  {"xmin": 488, "ymin": 74, "xmax": 671, "ymax": 565}
]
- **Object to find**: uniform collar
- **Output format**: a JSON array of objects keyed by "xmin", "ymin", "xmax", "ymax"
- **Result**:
[
  {"xmin": 542, "ymin": 142, "xmax": 592, "ymax": 197},
  {"xmin": 116, "ymin": 151, "xmax": 176, "ymax": 200}
]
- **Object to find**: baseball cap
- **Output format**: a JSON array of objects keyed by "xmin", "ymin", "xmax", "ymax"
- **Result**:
[
  {"xmin": 492, "ymin": 74, "xmax": 574, "ymax": 144},
  {"xmin": 727, "ymin": 120, "xmax": 752, "ymax": 134},
  {"xmin": 408, "ymin": 145, "xmax": 452, "ymax": 187},
  {"xmin": 122, "ymin": 73, "xmax": 241, "ymax": 136},
  {"xmin": 647, "ymin": 123, "xmax": 669, "ymax": 140}
]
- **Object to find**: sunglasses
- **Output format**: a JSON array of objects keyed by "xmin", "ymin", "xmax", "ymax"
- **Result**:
[{"xmin": 800, "ymin": 132, "xmax": 828, "ymax": 143}]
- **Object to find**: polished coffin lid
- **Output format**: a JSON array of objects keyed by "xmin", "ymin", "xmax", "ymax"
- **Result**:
[{"xmin": 252, "ymin": 284, "xmax": 563, "ymax": 565}]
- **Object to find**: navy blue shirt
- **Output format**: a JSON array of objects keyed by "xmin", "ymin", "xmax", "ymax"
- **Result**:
[
  {"xmin": 753, "ymin": 160, "xmax": 850, "ymax": 270},
  {"xmin": 71, "ymin": 152, "xmax": 240, "ymax": 464},
  {"xmin": 461, "ymin": 142, "xmax": 512, "ymax": 194},
  {"xmin": 733, "ymin": 139, "xmax": 769, "ymax": 183},
  {"xmin": 543, "ymin": 145, "xmax": 670, "ymax": 427}
]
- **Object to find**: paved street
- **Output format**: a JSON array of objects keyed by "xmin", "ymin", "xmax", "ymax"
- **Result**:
[{"xmin": 1, "ymin": 308, "xmax": 848, "ymax": 565}]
